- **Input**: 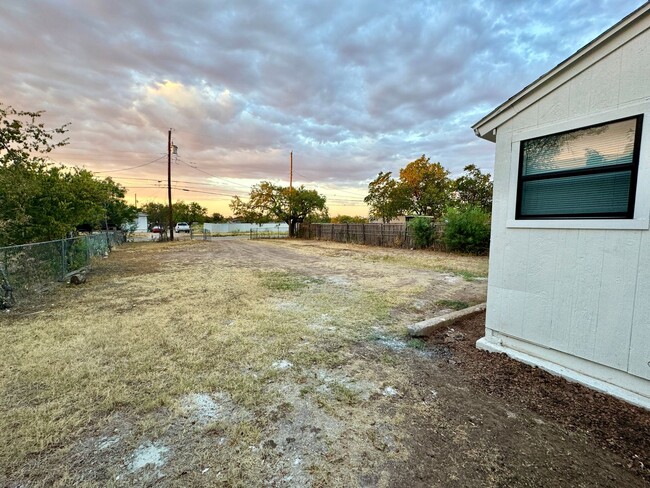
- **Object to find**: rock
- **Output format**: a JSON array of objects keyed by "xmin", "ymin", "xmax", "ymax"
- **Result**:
[{"xmin": 70, "ymin": 272, "xmax": 87, "ymax": 285}]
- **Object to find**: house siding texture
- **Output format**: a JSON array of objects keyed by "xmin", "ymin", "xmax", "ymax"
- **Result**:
[{"xmin": 484, "ymin": 22, "xmax": 650, "ymax": 405}]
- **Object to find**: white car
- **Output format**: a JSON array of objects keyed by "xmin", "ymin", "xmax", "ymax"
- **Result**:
[{"xmin": 174, "ymin": 222, "xmax": 191, "ymax": 233}]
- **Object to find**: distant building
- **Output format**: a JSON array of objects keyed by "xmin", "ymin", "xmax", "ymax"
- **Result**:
[
  {"xmin": 368, "ymin": 215, "xmax": 435, "ymax": 224},
  {"xmin": 131, "ymin": 212, "xmax": 148, "ymax": 232}
]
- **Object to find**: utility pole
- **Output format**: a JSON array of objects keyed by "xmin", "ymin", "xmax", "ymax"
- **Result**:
[
  {"xmin": 289, "ymin": 151, "xmax": 293, "ymax": 237},
  {"xmin": 289, "ymin": 150, "xmax": 293, "ymax": 193},
  {"xmin": 168, "ymin": 128, "xmax": 174, "ymax": 241}
]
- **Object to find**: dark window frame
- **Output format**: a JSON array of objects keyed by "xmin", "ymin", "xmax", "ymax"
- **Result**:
[{"xmin": 515, "ymin": 114, "xmax": 644, "ymax": 220}]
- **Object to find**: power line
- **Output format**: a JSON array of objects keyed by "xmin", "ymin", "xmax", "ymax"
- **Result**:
[
  {"xmin": 124, "ymin": 185, "xmax": 244, "ymax": 198},
  {"xmin": 94, "ymin": 154, "xmax": 167, "ymax": 173},
  {"xmin": 176, "ymin": 158, "xmax": 252, "ymax": 189},
  {"xmin": 98, "ymin": 175, "xmax": 240, "ymax": 188},
  {"xmin": 55, "ymin": 153, "xmax": 166, "ymax": 161}
]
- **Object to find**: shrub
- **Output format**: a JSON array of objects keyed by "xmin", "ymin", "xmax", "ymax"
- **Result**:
[
  {"xmin": 407, "ymin": 216, "xmax": 435, "ymax": 249},
  {"xmin": 443, "ymin": 206, "xmax": 491, "ymax": 254}
]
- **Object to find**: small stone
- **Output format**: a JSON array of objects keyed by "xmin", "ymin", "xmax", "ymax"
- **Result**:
[{"xmin": 382, "ymin": 386, "xmax": 399, "ymax": 396}]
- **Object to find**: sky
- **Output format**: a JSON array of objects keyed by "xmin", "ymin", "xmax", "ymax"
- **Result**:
[{"xmin": 0, "ymin": 0, "xmax": 644, "ymax": 217}]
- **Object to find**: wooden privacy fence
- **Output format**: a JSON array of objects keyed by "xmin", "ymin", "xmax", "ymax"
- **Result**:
[{"xmin": 297, "ymin": 223, "xmax": 446, "ymax": 250}]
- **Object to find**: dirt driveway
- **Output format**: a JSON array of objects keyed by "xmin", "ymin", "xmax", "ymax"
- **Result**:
[{"xmin": 1, "ymin": 239, "xmax": 647, "ymax": 487}]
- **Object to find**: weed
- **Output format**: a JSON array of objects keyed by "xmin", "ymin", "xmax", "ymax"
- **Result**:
[
  {"xmin": 454, "ymin": 270, "xmax": 482, "ymax": 282},
  {"xmin": 379, "ymin": 353, "xmax": 398, "ymax": 365},
  {"xmin": 0, "ymin": 239, "xmax": 487, "ymax": 485},
  {"xmin": 330, "ymin": 382, "xmax": 361, "ymax": 406},
  {"xmin": 294, "ymin": 349, "xmax": 344, "ymax": 369},
  {"xmin": 435, "ymin": 299, "xmax": 470, "ymax": 310},
  {"xmin": 228, "ymin": 420, "xmax": 261, "ymax": 445},
  {"xmin": 203, "ymin": 420, "xmax": 228, "ymax": 436},
  {"xmin": 300, "ymin": 385, "xmax": 315, "ymax": 397},
  {"xmin": 259, "ymin": 271, "xmax": 310, "ymax": 291},
  {"xmin": 406, "ymin": 338, "xmax": 426, "ymax": 349}
]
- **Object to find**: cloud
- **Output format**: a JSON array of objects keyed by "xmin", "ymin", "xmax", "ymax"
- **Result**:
[{"xmin": 0, "ymin": 0, "xmax": 643, "ymax": 213}]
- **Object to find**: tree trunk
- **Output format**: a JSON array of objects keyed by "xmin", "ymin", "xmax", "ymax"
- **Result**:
[{"xmin": 289, "ymin": 219, "xmax": 296, "ymax": 238}]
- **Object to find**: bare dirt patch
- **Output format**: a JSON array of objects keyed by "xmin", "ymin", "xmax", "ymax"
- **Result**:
[{"xmin": 1, "ymin": 239, "xmax": 647, "ymax": 487}]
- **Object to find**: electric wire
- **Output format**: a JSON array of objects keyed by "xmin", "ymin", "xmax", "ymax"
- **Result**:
[{"xmin": 176, "ymin": 158, "xmax": 252, "ymax": 189}]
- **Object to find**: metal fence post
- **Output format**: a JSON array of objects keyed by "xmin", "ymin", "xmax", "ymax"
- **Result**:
[
  {"xmin": 3, "ymin": 249, "xmax": 7, "ymax": 287},
  {"xmin": 61, "ymin": 239, "xmax": 67, "ymax": 279}
]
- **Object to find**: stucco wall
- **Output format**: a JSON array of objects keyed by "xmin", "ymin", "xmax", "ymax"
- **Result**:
[{"xmin": 485, "ymin": 25, "xmax": 650, "ymax": 399}]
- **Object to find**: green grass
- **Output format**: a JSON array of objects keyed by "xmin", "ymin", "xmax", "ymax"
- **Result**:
[{"xmin": 406, "ymin": 338, "xmax": 426, "ymax": 349}]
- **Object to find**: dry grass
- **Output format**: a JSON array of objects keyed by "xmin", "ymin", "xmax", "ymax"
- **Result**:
[
  {"xmin": 273, "ymin": 239, "xmax": 489, "ymax": 278},
  {"xmin": 0, "ymin": 239, "xmax": 488, "ymax": 486}
]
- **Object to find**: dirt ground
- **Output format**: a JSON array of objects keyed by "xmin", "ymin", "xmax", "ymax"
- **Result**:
[{"xmin": 1, "ymin": 239, "xmax": 648, "ymax": 487}]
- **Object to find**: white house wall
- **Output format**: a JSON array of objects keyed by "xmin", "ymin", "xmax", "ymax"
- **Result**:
[{"xmin": 484, "ymin": 25, "xmax": 650, "ymax": 404}]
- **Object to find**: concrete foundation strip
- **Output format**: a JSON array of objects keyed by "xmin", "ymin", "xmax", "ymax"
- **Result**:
[{"xmin": 407, "ymin": 302, "xmax": 486, "ymax": 337}]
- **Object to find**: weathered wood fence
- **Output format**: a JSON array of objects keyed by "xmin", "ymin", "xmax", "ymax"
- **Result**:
[{"xmin": 296, "ymin": 223, "xmax": 446, "ymax": 250}]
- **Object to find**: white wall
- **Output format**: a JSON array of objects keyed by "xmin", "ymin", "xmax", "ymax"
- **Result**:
[
  {"xmin": 483, "ymin": 25, "xmax": 650, "ymax": 404},
  {"xmin": 203, "ymin": 222, "xmax": 289, "ymax": 233},
  {"xmin": 132, "ymin": 213, "xmax": 148, "ymax": 232}
]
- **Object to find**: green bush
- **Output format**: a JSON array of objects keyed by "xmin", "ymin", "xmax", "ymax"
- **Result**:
[
  {"xmin": 443, "ymin": 206, "xmax": 491, "ymax": 254},
  {"xmin": 407, "ymin": 216, "xmax": 435, "ymax": 249}
]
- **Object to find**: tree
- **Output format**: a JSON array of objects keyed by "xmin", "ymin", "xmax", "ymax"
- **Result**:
[
  {"xmin": 453, "ymin": 164, "xmax": 493, "ymax": 213},
  {"xmin": 364, "ymin": 172, "xmax": 407, "ymax": 223},
  {"xmin": 331, "ymin": 215, "xmax": 368, "ymax": 224},
  {"xmin": 230, "ymin": 181, "xmax": 327, "ymax": 237},
  {"xmin": 171, "ymin": 201, "xmax": 207, "ymax": 224},
  {"xmin": 100, "ymin": 178, "xmax": 138, "ymax": 229},
  {"xmin": 0, "ymin": 105, "xmax": 139, "ymax": 245},
  {"xmin": 139, "ymin": 200, "xmax": 208, "ymax": 230},
  {"xmin": 0, "ymin": 164, "xmax": 137, "ymax": 245},
  {"xmin": 187, "ymin": 202, "xmax": 208, "ymax": 224},
  {"xmin": 210, "ymin": 212, "xmax": 227, "ymax": 223},
  {"xmin": 443, "ymin": 206, "xmax": 491, "ymax": 254},
  {"xmin": 408, "ymin": 216, "xmax": 435, "ymax": 249},
  {"xmin": 140, "ymin": 203, "xmax": 167, "ymax": 230},
  {"xmin": 0, "ymin": 103, "xmax": 68, "ymax": 167},
  {"xmin": 398, "ymin": 155, "xmax": 452, "ymax": 220}
]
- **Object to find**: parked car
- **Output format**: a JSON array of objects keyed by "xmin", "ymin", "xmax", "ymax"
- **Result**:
[
  {"xmin": 151, "ymin": 225, "xmax": 163, "ymax": 233},
  {"xmin": 175, "ymin": 222, "xmax": 191, "ymax": 233}
]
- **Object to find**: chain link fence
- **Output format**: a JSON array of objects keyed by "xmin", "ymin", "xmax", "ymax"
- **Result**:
[
  {"xmin": 248, "ymin": 228, "xmax": 289, "ymax": 240},
  {"xmin": 0, "ymin": 231, "xmax": 124, "ymax": 308}
]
